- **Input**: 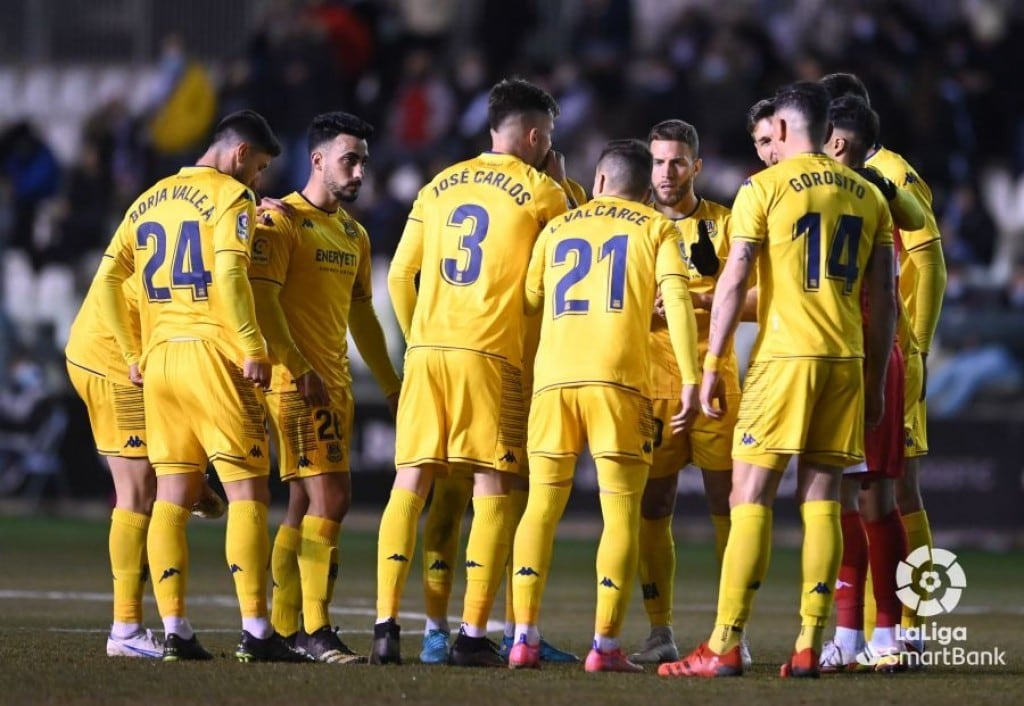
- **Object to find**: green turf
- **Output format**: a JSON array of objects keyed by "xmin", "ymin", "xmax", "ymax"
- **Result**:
[{"xmin": 0, "ymin": 516, "xmax": 1021, "ymax": 705}]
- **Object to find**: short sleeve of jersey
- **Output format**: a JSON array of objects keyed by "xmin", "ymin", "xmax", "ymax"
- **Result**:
[
  {"xmin": 655, "ymin": 220, "xmax": 689, "ymax": 283},
  {"xmin": 533, "ymin": 176, "xmax": 570, "ymax": 230},
  {"xmin": 215, "ymin": 191, "xmax": 257, "ymax": 256},
  {"xmin": 353, "ymin": 225, "xmax": 373, "ymax": 303},
  {"xmin": 729, "ymin": 178, "xmax": 768, "ymax": 245},
  {"xmin": 248, "ymin": 211, "xmax": 294, "ymax": 286}
]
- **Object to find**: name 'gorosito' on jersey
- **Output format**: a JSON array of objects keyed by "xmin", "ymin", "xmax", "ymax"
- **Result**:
[
  {"xmin": 527, "ymin": 195, "xmax": 690, "ymax": 397},
  {"xmin": 389, "ymin": 152, "xmax": 569, "ymax": 368},
  {"xmin": 731, "ymin": 152, "xmax": 893, "ymax": 362},
  {"xmin": 249, "ymin": 191, "xmax": 373, "ymax": 390}
]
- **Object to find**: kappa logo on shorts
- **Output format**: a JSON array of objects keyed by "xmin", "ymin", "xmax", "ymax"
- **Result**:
[
  {"xmin": 905, "ymin": 435, "xmax": 916, "ymax": 447},
  {"xmin": 302, "ymin": 218, "xmax": 314, "ymax": 228},
  {"xmin": 500, "ymin": 450, "xmax": 518, "ymax": 464},
  {"xmin": 123, "ymin": 435, "xmax": 146, "ymax": 449},
  {"xmin": 326, "ymin": 442, "xmax": 343, "ymax": 463},
  {"xmin": 297, "ymin": 455, "xmax": 312, "ymax": 468},
  {"xmin": 642, "ymin": 441, "xmax": 652, "ymax": 453},
  {"xmin": 740, "ymin": 433, "xmax": 756, "ymax": 446},
  {"xmin": 249, "ymin": 445, "xmax": 264, "ymax": 458}
]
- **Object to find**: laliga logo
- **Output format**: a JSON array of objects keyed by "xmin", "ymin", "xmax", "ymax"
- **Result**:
[{"xmin": 896, "ymin": 546, "xmax": 967, "ymax": 617}]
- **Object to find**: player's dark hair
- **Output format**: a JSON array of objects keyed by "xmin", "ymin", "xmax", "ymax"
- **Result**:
[
  {"xmin": 597, "ymin": 138, "xmax": 653, "ymax": 200},
  {"xmin": 819, "ymin": 72, "xmax": 870, "ymax": 106},
  {"xmin": 307, "ymin": 111, "xmax": 375, "ymax": 154},
  {"xmin": 828, "ymin": 95, "xmax": 879, "ymax": 162},
  {"xmin": 746, "ymin": 98, "xmax": 775, "ymax": 135},
  {"xmin": 211, "ymin": 109, "xmax": 282, "ymax": 157},
  {"xmin": 773, "ymin": 81, "xmax": 831, "ymax": 146},
  {"xmin": 647, "ymin": 119, "xmax": 700, "ymax": 157},
  {"xmin": 487, "ymin": 78, "xmax": 560, "ymax": 131}
]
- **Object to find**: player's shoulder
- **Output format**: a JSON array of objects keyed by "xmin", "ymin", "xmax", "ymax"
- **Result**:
[
  {"xmin": 697, "ymin": 197, "xmax": 731, "ymax": 220},
  {"xmin": 868, "ymin": 146, "xmax": 927, "ymax": 190}
]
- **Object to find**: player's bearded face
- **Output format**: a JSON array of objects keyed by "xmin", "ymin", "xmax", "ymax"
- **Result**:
[
  {"xmin": 650, "ymin": 140, "xmax": 697, "ymax": 207},
  {"xmin": 323, "ymin": 137, "xmax": 369, "ymax": 203}
]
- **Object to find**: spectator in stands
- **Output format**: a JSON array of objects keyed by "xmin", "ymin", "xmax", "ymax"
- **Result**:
[{"xmin": 0, "ymin": 121, "xmax": 61, "ymax": 271}]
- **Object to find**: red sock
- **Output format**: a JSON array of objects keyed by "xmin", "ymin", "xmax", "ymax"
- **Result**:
[
  {"xmin": 836, "ymin": 511, "xmax": 868, "ymax": 630},
  {"xmin": 864, "ymin": 510, "xmax": 908, "ymax": 628}
]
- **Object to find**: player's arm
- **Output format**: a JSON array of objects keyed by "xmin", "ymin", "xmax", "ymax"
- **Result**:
[
  {"xmin": 96, "ymin": 221, "xmax": 140, "ymax": 370},
  {"xmin": 856, "ymin": 167, "xmax": 925, "ymax": 231},
  {"xmin": 350, "ymin": 233, "xmax": 401, "ymax": 401},
  {"xmin": 864, "ymin": 236, "xmax": 897, "ymax": 429},
  {"xmin": 387, "ymin": 198, "xmax": 425, "ymax": 340},
  {"xmin": 905, "ymin": 239, "xmax": 947, "ymax": 355},
  {"xmin": 523, "ymin": 229, "xmax": 548, "ymax": 315}
]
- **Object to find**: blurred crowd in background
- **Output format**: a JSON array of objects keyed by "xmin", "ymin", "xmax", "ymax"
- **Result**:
[{"xmin": 2, "ymin": 0, "xmax": 1024, "ymax": 452}]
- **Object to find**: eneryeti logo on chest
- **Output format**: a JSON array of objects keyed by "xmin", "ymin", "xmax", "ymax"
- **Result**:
[{"xmin": 315, "ymin": 249, "xmax": 358, "ymax": 266}]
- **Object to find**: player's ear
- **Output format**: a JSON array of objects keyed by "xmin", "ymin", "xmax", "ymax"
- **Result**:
[
  {"xmin": 235, "ymin": 140, "xmax": 250, "ymax": 166},
  {"xmin": 310, "ymin": 149, "xmax": 323, "ymax": 173},
  {"xmin": 692, "ymin": 157, "xmax": 703, "ymax": 177}
]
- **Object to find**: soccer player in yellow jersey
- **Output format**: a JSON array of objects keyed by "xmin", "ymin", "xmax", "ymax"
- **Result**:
[
  {"xmin": 373, "ymin": 78, "xmax": 570, "ymax": 667},
  {"xmin": 629, "ymin": 119, "xmax": 756, "ymax": 665},
  {"xmin": 747, "ymin": 99, "xmax": 778, "ymax": 168},
  {"xmin": 820, "ymin": 71, "xmax": 948, "ymax": 656},
  {"xmin": 508, "ymin": 138, "xmax": 700, "ymax": 672},
  {"xmin": 659, "ymin": 81, "xmax": 897, "ymax": 679},
  {"xmin": 95, "ymin": 110, "xmax": 306, "ymax": 663},
  {"xmin": 250, "ymin": 112, "xmax": 402, "ymax": 663}
]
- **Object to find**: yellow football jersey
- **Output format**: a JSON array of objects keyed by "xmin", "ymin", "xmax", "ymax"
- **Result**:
[
  {"xmin": 101, "ymin": 166, "xmax": 259, "ymax": 365},
  {"xmin": 66, "ymin": 276, "xmax": 141, "ymax": 379},
  {"xmin": 527, "ymin": 195, "xmax": 690, "ymax": 396},
  {"xmin": 249, "ymin": 192, "xmax": 373, "ymax": 390},
  {"xmin": 648, "ymin": 198, "xmax": 739, "ymax": 399},
  {"xmin": 732, "ymin": 152, "xmax": 894, "ymax": 361},
  {"xmin": 389, "ymin": 152, "xmax": 569, "ymax": 367}
]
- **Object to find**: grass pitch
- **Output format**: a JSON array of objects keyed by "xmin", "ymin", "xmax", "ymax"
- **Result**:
[{"xmin": 0, "ymin": 515, "xmax": 1021, "ymax": 705}]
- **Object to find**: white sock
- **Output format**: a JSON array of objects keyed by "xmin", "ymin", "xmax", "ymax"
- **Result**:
[
  {"xmin": 111, "ymin": 621, "xmax": 142, "ymax": 639},
  {"xmin": 514, "ymin": 623, "xmax": 540, "ymax": 646},
  {"xmin": 163, "ymin": 616, "xmax": 194, "ymax": 640},
  {"xmin": 834, "ymin": 626, "xmax": 864, "ymax": 655},
  {"xmin": 425, "ymin": 616, "xmax": 449, "ymax": 634},
  {"xmin": 504, "ymin": 621, "xmax": 515, "ymax": 639},
  {"xmin": 870, "ymin": 625, "xmax": 897, "ymax": 651},
  {"xmin": 594, "ymin": 634, "xmax": 619, "ymax": 652},
  {"xmin": 461, "ymin": 623, "xmax": 487, "ymax": 638},
  {"xmin": 242, "ymin": 616, "xmax": 272, "ymax": 639}
]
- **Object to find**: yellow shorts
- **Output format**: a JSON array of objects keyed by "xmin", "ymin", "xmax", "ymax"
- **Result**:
[
  {"xmin": 142, "ymin": 340, "xmax": 269, "ymax": 481},
  {"xmin": 649, "ymin": 393, "xmax": 740, "ymax": 479},
  {"xmin": 733, "ymin": 358, "xmax": 864, "ymax": 472},
  {"xmin": 528, "ymin": 385, "xmax": 654, "ymax": 471},
  {"xmin": 266, "ymin": 385, "xmax": 353, "ymax": 481},
  {"xmin": 67, "ymin": 361, "xmax": 147, "ymax": 458},
  {"xmin": 394, "ymin": 348, "xmax": 525, "ymax": 473},
  {"xmin": 903, "ymin": 351, "xmax": 929, "ymax": 458}
]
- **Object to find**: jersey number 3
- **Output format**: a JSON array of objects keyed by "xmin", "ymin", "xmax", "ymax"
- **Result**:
[
  {"xmin": 136, "ymin": 220, "xmax": 212, "ymax": 302},
  {"xmin": 441, "ymin": 204, "xmax": 489, "ymax": 285}
]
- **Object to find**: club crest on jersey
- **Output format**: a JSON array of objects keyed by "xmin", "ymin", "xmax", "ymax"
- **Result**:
[
  {"xmin": 701, "ymin": 219, "xmax": 717, "ymax": 238},
  {"xmin": 237, "ymin": 212, "xmax": 250, "ymax": 241},
  {"xmin": 342, "ymin": 220, "xmax": 358, "ymax": 238}
]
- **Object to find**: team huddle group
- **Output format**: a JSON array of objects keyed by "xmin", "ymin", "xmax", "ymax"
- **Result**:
[{"xmin": 65, "ymin": 70, "xmax": 945, "ymax": 678}]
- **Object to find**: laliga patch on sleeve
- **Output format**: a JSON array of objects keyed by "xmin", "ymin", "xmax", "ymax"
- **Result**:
[{"xmin": 237, "ymin": 212, "xmax": 250, "ymax": 241}]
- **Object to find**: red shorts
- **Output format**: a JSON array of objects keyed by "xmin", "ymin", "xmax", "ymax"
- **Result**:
[{"xmin": 860, "ymin": 343, "xmax": 905, "ymax": 479}]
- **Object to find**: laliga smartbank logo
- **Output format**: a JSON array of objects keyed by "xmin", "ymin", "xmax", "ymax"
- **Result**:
[{"xmin": 857, "ymin": 546, "xmax": 1007, "ymax": 668}]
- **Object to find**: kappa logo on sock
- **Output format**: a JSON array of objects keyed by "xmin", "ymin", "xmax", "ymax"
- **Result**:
[
  {"xmin": 159, "ymin": 567, "xmax": 181, "ymax": 582},
  {"xmin": 465, "ymin": 560, "xmax": 484, "ymax": 568},
  {"xmin": 641, "ymin": 582, "xmax": 660, "ymax": 600},
  {"xmin": 429, "ymin": 559, "xmax": 450, "ymax": 571},
  {"xmin": 599, "ymin": 576, "xmax": 621, "ymax": 590},
  {"xmin": 809, "ymin": 582, "xmax": 831, "ymax": 595},
  {"xmin": 387, "ymin": 553, "xmax": 409, "ymax": 562},
  {"xmin": 515, "ymin": 566, "xmax": 539, "ymax": 577},
  {"xmin": 229, "ymin": 564, "xmax": 243, "ymax": 574}
]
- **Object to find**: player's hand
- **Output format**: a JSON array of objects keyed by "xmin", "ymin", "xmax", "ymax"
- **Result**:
[
  {"xmin": 699, "ymin": 369, "xmax": 727, "ymax": 421},
  {"xmin": 128, "ymin": 363, "xmax": 144, "ymax": 387},
  {"xmin": 386, "ymin": 391, "xmax": 400, "ymax": 420},
  {"xmin": 690, "ymin": 219, "xmax": 720, "ymax": 276},
  {"xmin": 541, "ymin": 149, "xmax": 568, "ymax": 185},
  {"xmin": 243, "ymin": 358, "xmax": 272, "ymax": 389},
  {"xmin": 671, "ymin": 384, "xmax": 700, "ymax": 433},
  {"xmin": 691, "ymin": 291, "xmax": 713, "ymax": 311},
  {"xmin": 920, "ymin": 352, "xmax": 928, "ymax": 401},
  {"xmin": 295, "ymin": 369, "xmax": 330, "ymax": 407},
  {"xmin": 257, "ymin": 197, "xmax": 296, "ymax": 223},
  {"xmin": 854, "ymin": 166, "xmax": 897, "ymax": 201},
  {"xmin": 865, "ymin": 388, "xmax": 884, "ymax": 430}
]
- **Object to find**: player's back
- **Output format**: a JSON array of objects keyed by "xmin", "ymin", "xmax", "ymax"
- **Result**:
[
  {"xmin": 66, "ymin": 276, "xmax": 141, "ymax": 378},
  {"xmin": 405, "ymin": 152, "xmax": 567, "ymax": 367},
  {"xmin": 530, "ymin": 195, "xmax": 686, "ymax": 397},
  {"xmin": 116, "ymin": 166, "xmax": 254, "ymax": 362},
  {"xmin": 735, "ymin": 152, "xmax": 893, "ymax": 361}
]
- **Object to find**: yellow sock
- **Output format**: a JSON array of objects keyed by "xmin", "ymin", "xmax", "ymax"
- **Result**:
[
  {"xmin": 505, "ymin": 487, "xmax": 529, "ymax": 626},
  {"xmin": 148, "ymin": 501, "xmax": 191, "ymax": 619},
  {"xmin": 711, "ymin": 514, "xmax": 731, "ymax": 565},
  {"xmin": 110, "ymin": 508, "xmax": 150, "ymax": 625},
  {"xmin": 421, "ymin": 476, "xmax": 471, "ymax": 623},
  {"xmin": 638, "ymin": 515, "xmax": 674, "ymax": 627},
  {"xmin": 226, "ymin": 500, "xmax": 270, "ymax": 619},
  {"xmin": 376, "ymin": 488, "xmax": 425, "ymax": 620},
  {"xmin": 511, "ymin": 475, "xmax": 571, "ymax": 626},
  {"xmin": 298, "ymin": 515, "xmax": 341, "ymax": 634},
  {"xmin": 271, "ymin": 524, "xmax": 302, "ymax": 637},
  {"xmin": 901, "ymin": 510, "xmax": 932, "ymax": 629},
  {"xmin": 796, "ymin": 500, "xmax": 841, "ymax": 654},
  {"xmin": 709, "ymin": 503, "xmax": 772, "ymax": 654},
  {"xmin": 595, "ymin": 481, "xmax": 642, "ymax": 638},
  {"xmin": 461, "ymin": 494, "xmax": 512, "ymax": 630}
]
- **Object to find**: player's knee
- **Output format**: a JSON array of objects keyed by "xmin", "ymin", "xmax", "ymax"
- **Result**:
[{"xmin": 641, "ymin": 475, "xmax": 677, "ymax": 518}]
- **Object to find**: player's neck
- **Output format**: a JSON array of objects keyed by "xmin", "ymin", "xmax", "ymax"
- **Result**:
[
  {"xmin": 300, "ymin": 183, "xmax": 339, "ymax": 213},
  {"xmin": 657, "ymin": 193, "xmax": 699, "ymax": 220}
]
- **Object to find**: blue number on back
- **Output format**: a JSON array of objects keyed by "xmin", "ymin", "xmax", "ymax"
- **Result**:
[
  {"xmin": 135, "ymin": 222, "xmax": 171, "ymax": 301},
  {"xmin": 599, "ymin": 234, "xmax": 628, "ymax": 311},
  {"xmin": 552, "ymin": 238, "xmax": 593, "ymax": 316},
  {"xmin": 794, "ymin": 212, "xmax": 862, "ymax": 294},
  {"xmin": 441, "ymin": 204, "xmax": 489, "ymax": 285}
]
